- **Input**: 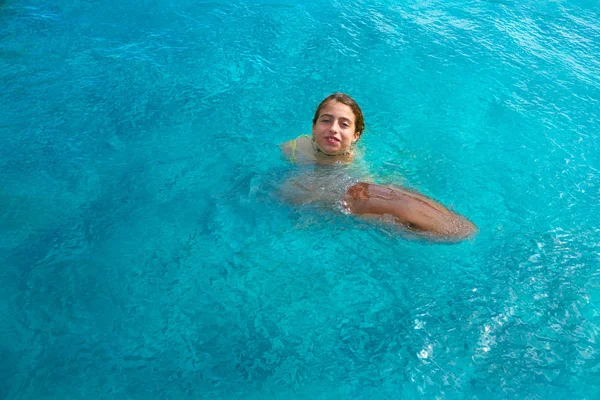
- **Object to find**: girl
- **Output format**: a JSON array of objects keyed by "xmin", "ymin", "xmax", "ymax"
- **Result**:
[{"xmin": 281, "ymin": 92, "xmax": 476, "ymax": 240}]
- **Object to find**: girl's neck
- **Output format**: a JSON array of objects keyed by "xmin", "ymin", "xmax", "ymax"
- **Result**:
[
  {"xmin": 313, "ymin": 146, "xmax": 355, "ymax": 165},
  {"xmin": 311, "ymin": 138, "xmax": 353, "ymax": 159}
]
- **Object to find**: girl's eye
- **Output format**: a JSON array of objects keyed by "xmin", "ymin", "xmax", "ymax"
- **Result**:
[{"xmin": 341, "ymin": 123, "xmax": 350, "ymax": 128}]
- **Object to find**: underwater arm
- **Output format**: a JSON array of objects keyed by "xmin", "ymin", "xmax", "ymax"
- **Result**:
[{"xmin": 342, "ymin": 183, "xmax": 477, "ymax": 239}]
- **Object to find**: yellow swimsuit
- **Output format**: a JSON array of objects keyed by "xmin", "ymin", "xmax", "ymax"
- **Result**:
[{"xmin": 289, "ymin": 134, "xmax": 311, "ymax": 164}]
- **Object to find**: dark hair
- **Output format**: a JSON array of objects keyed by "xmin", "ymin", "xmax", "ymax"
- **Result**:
[{"xmin": 312, "ymin": 92, "xmax": 365, "ymax": 139}]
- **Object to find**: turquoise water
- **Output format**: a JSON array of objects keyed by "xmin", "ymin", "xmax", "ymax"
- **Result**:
[{"xmin": 2, "ymin": 0, "xmax": 600, "ymax": 398}]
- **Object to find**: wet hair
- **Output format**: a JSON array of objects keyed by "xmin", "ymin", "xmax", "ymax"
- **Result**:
[{"xmin": 312, "ymin": 92, "xmax": 365, "ymax": 139}]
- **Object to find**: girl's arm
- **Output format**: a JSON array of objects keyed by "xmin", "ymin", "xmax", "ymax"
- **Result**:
[{"xmin": 342, "ymin": 182, "xmax": 476, "ymax": 239}]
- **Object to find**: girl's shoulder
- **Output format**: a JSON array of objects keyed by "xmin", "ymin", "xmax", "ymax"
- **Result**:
[
  {"xmin": 281, "ymin": 134, "xmax": 314, "ymax": 163},
  {"xmin": 281, "ymin": 134, "xmax": 311, "ymax": 149}
]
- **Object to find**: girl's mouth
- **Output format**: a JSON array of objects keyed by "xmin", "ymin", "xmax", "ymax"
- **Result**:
[{"xmin": 324, "ymin": 136, "xmax": 340, "ymax": 144}]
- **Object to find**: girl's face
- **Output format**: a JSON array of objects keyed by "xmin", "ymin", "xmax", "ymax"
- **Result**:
[{"xmin": 312, "ymin": 101, "xmax": 360, "ymax": 155}]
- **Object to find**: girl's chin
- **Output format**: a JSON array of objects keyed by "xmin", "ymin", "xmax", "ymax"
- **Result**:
[
  {"xmin": 321, "ymin": 147, "xmax": 342, "ymax": 155},
  {"xmin": 318, "ymin": 142, "xmax": 342, "ymax": 154}
]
